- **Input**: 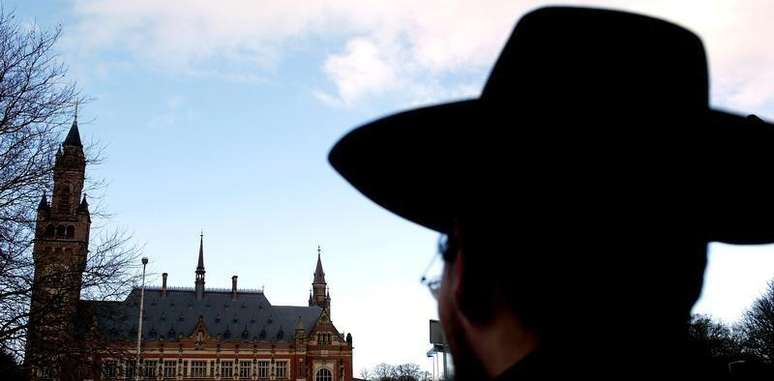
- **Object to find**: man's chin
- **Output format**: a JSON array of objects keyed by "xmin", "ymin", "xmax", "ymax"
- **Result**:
[{"xmin": 443, "ymin": 314, "xmax": 490, "ymax": 380}]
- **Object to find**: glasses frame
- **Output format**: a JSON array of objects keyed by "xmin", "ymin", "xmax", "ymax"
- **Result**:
[{"xmin": 420, "ymin": 253, "xmax": 442, "ymax": 299}]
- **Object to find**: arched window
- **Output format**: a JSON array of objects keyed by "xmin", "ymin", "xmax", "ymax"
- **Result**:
[
  {"xmin": 65, "ymin": 226, "xmax": 75, "ymax": 238},
  {"xmin": 56, "ymin": 225, "xmax": 66, "ymax": 237},
  {"xmin": 315, "ymin": 368, "xmax": 332, "ymax": 381}
]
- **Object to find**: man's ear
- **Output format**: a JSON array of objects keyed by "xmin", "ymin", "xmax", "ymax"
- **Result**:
[
  {"xmin": 450, "ymin": 248, "xmax": 465, "ymax": 310},
  {"xmin": 448, "ymin": 222, "xmax": 466, "ymax": 311}
]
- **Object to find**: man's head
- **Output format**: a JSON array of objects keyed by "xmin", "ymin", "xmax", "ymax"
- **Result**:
[{"xmin": 329, "ymin": 5, "xmax": 774, "ymax": 377}]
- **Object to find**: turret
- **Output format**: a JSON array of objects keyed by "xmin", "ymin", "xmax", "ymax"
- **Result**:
[
  {"xmin": 295, "ymin": 315, "xmax": 306, "ymax": 350},
  {"xmin": 310, "ymin": 246, "xmax": 330, "ymax": 315}
]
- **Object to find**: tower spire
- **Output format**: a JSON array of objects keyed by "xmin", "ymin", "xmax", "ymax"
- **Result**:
[
  {"xmin": 310, "ymin": 245, "xmax": 330, "ymax": 314},
  {"xmin": 63, "ymin": 104, "xmax": 82, "ymax": 148},
  {"xmin": 195, "ymin": 232, "xmax": 205, "ymax": 299},
  {"xmin": 314, "ymin": 245, "xmax": 326, "ymax": 284},
  {"xmin": 197, "ymin": 232, "xmax": 205, "ymax": 271},
  {"xmin": 37, "ymin": 193, "xmax": 48, "ymax": 210}
]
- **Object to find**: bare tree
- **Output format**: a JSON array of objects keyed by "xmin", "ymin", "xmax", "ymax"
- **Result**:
[
  {"xmin": 0, "ymin": 9, "xmax": 141, "ymax": 371},
  {"xmin": 372, "ymin": 363, "xmax": 394, "ymax": 381},
  {"xmin": 394, "ymin": 363, "xmax": 422, "ymax": 381},
  {"xmin": 359, "ymin": 367, "xmax": 372, "ymax": 381},
  {"xmin": 739, "ymin": 280, "xmax": 774, "ymax": 364},
  {"xmin": 368, "ymin": 363, "xmax": 424, "ymax": 381},
  {"xmin": 687, "ymin": 314, "xmax": 743, "ymax": 360}
]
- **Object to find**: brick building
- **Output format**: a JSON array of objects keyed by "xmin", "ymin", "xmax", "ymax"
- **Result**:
[{"xmin": 26, "ymin": 120, "xmax": 354, "ymax": 381}]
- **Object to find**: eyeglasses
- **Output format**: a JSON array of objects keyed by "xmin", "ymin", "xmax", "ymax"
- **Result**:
[
  {"xmin": 421, "ymin": 235, "xmax": 458, "ymax": 300},
  {"xmin": 420, "ymin": 252, "xmax": 443, "ymax": 300}
]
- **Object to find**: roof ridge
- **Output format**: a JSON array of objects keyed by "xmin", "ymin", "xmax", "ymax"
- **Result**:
[{"xmin": 140, "ymin": 286, "xmax": 265, "ymax": 293}]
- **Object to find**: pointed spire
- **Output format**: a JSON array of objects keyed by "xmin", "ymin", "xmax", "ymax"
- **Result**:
[
  {"xmin": 195, "ymin": 232, "xmax": 206, "ymax": 299},
  {"xmin": 38, "ymin": 193, "xmax": 49, "ymax": 210},
  {"xmin": 314, "ymin": 245, "xmax": 326, "ymax": 284},
  {"xmin": 197, "ymin": 232, "xmax": 205, "ymax": 271},
  {"xmin": 63, "ymin": 111, "xmax": 83, "ymax": 147},
  {"xmin": 78, "ymin": 194, "xmax": 89, "ymax": 212}
]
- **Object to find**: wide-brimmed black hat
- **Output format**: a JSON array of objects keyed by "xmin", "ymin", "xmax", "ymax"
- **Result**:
[{"xmin": 329, "ymin": 6, "xmax": 774, "ymax": 244}]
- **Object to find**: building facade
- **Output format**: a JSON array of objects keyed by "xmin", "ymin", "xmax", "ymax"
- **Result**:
[{"xmin": 26, "ymin": 121, "xmax": 354, "ymax": 381}]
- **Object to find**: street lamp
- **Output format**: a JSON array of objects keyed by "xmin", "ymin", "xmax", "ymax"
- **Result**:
[{"xmin": 135, "ymin": 257, "xmax": 148, "ymax": 381}]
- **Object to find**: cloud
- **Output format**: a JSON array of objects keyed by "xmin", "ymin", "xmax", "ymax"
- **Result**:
[
  {"xmin": 317, "ymin": 38, "xmax": 399, "ymax": 107},
  {"xmin": 71, "ymin": 1, "xmax": 774, "ymax": 113}
]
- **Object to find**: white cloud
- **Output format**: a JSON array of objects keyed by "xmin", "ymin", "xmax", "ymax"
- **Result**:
[
  {"xmin": 318, "ymin": 38, "xmax": 399, "ymax": 106},
  {"xmin": 71, "ymin": 1, "xmax": 774, "ymax": 115}
]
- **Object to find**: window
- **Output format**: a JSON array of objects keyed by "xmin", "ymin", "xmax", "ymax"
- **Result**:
[
  {"xmin": 316, "ymin": 368, "xmax": 332, "ymax": 381},
  {"xmin": 191, "ymin": 361, "xmax": 207, "ymax": 377},
  {"xmin": 257, "ymin": 360, "xmax": 270, "ymax": 379},
  {"xmin": 103, "ymin": 360, "xmax": 117, "ymax": 379},
  {"xmin": 163, "ymin": 360, "xmax": 176, "ymax": 378},
  {"xmin": 183, "ymin": 361, "xmax": 188, "ymax": 377},
  {"xmin": 221, "ymin": 360, "xmax": 233, "ymax": 378},
  {"xmin": 143, "ymin": 360, "xmax": 157, "ymax": 378},
  {"xmin": 125, "ymin": 361, "xmax": 136, "ymax": 379},
  {"xmin": 210, "ymin": 361, "xmax": 216, "ymax": 377},
  {"xmin": 318, "ymin": 332, "xmax": 332, "ymax": 345},
  {"xmin": 275, "ymin": 361, "xmax": 288, "ymax": 379},
  {"xmin": 65, "ymin": 225, "xmax": 75, "ymax": 238},
  {"xmin": 239, "ymin": 361, "xmax": 251, "ymax": 379}
]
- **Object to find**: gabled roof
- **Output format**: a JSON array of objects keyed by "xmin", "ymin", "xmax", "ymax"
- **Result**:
[{"xmin": 88, "ymin": 288, "xmax": 322, "ymax": 343}]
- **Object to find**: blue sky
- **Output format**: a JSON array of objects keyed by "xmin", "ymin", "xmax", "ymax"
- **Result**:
[{"xmin": 9, "ymin": 0, "xmax": 774, "ymax": 373}]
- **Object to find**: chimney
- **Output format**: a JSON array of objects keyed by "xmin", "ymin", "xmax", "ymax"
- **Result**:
[
  {"xmin": 162, "ymin": 273, "xmax": 168, "ymax": 297},
  {"xmin": 231, "ymin": 275, "xmax": 238, "ymax": 300}
]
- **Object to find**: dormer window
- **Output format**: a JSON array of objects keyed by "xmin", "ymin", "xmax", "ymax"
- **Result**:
[{"xmin": 317, "ymin": 332, "xmax": 332, "ymax": 345}]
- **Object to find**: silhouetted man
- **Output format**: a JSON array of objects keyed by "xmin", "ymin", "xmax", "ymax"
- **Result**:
[{"xmin": 329, "ymin": 7, "xmax": 774, "ymax": 379}]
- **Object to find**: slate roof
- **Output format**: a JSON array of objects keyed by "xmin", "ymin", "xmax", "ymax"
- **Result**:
[{"xmin": 89, "ymin": 287, "xmax": 322, "ymax": 343}]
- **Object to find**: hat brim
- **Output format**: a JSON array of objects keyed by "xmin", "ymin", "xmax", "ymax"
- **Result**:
[
  {"xmin": 329, "ymin": 101, "xmax": 774, "ymax": 244},
  {"xmin": 329, "ymin": 99, "xmax": 480, "ymax": 234}
]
